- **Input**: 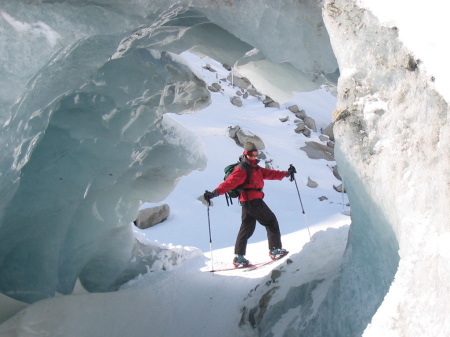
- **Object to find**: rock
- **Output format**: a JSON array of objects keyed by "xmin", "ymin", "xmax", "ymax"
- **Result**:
[
  {"xmin": 134, "ymin": 204, "xmax": 170, "ymax": 229},
  {"xmin": 228, "ymin": 125, "xmax": 265, "ymax": 149},
  {"xmin": 319, "ymin": 135, "xmax": 329, "ymax": 142},
  {"xmin": 294, "ymin": 122, "xmax": 305, "ymax": 133},
  {"xmin": 307, "ymin": 177, "xmax": 318, "ymax": 188},
  {"xmin": 327, "ymin": 140, "xmax": 335, "ymax": 148},
  {"xmin": 247, "ymin": 87, "xmax": 262, "ymax": 97},
  {"xmin": 228, "ymin": 125, "xmax": 240, "ymax": 139},
  {"xmin": 333, "ymin": 184, "xmax": 346, "ymax": 193},
  {"xmin": 279, "ymin": 116, "xmax": 289, "ymax": 122},
  {"xmin": 265, "ymin": 101, "xmax": 280, "ymax": 109},
  {"xmin": 304, "ymin": 116, "xmax": 317, "ymax": 132},
  {"xmin": 332, "ymin": 165, "xmax": 342, "ymax": 180},
  {"xmin": 302, "ymin": 128, "xmax": 311, "ymax": 138},
  {"xmin": 243, "ymin": 92, "xmax": 249, "ymax": 99},
  {"xmin": 263, "ymin": 96, "xmax": 280, "ymax": 109},
  {"xmin": 288, "ymin": 105, "xmax": 300, "ymax": 113},
  {"xmin": 322, "ymin": 122, "xmax": 335, "ymax": 141},
  {"xmin": 208, "ymin": 83, "xmax": 221, "ymax": 92},
  {"xmin": 294, "ymin": 110, "xmax": 307, "ymax": 119},
  {"xmin": 227, "ymin": 74, "xmax": 251, "ymax": 90},
  {"xmin": 231, "ymin": 96, "xmax": 243, "ymax": 107},
  {"xmin": 318, "ymin": 196, "xmax": 328, "ymax": 201},
  {"xmin": 300, "ymin": 141, "xmax": 334, "ymax": 161}
]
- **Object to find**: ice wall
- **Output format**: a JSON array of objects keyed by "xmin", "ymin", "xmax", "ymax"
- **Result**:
[
  {"xmin": 0, "ymin": 2, "xmax": 213, "ymax": 303},
  {"xmin": 0, "ymin": 0, "xmax": 337, "ymax": 308},
  {"xmin": 323, "ymin": 0, "xmax": 450, "ymax": 336},
  {"xmin": 245, "ymin": 1, "xmax": 449, "ymax": 336}
]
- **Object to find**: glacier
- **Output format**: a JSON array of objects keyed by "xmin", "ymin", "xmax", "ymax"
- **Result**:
[{"xmin": 0, "ymin": 0, "xmax": 449, "ymax": 336}]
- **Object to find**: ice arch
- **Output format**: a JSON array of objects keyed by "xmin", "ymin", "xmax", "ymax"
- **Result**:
[
  {"xmin": 5, "ymin": 1, "xmax": 445, "ymax": 336},
  {"xmin": 0, "ymin": 0, "xmax": 338, "ymax": 304}
]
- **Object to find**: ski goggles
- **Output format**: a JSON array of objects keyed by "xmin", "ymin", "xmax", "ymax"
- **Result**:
[{"xmin": 245, "ymin": 150, "xmax": 258, "ymax": 157}]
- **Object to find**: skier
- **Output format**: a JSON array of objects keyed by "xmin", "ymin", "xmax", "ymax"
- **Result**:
[{"xmin": 204, "ymin": 142, "xmax": 296, "ymax": 267}]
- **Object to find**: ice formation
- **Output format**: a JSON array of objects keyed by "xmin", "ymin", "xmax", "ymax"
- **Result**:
[
  {"xmin": 0, "ymin": 0, "xmax": 449, "ymax": 336},
  {"xmin": 0, "ymin": 0, "xmax": 335, "ymax": 304}
]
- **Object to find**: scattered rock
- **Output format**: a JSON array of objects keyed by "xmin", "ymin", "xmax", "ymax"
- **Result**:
[
  {"xmin": 294, "ymin": 110, "xmax": 307, "ymax": 119},
  {"xmin": 231, "ymin": 96, "xmax": 243, "ymax": 107},
  {"xmin": 300, "ymin": 141, "xmax": 334, "ymax": 161},
  {"xmin": 263, "ymin": 96, "xmax": 280, "ymax": 109},
  {"xmin": 332, "ymin": 165, "xmax": 342, "ymax": 180},
  {"xmin": 134, "ymin": 204, "xmax": 170, "ymax": 229},
  {"xmin": 319, "ymin": 135, "xmax": 329, "ymax": 142},
  {"xmin": 302, "ymin": 128, "xmax": 311, "ymax": 138},
  {"xmin": 318, "ymin": 196, "xmax": 328, "ymax": 201},
  {"xmin": 228, "ymin": 74, "xmax": 251, "ymax": 90},
  {"xmin": 243, "ymin": 92, "xmax": 249, "ymax": 99},
  {"xmin": 288, "ymin": 105, "xmax": 300, "ymax": 113},
  {"xmin": 304, "ymin": 116, "xmax": 317, "ymax": 132},
  {"xmin": 294, "ymin": 122, "xmax": 305, "ymax": 133},
  {"xmin": 333, "ymin": 184, "xmax": 346, "ymax": 193},
  {"xmin": 279, "ymin": 116, "xmax": 289, "ymax": 123},
  {"xmin": 322, "ymin": 122, "xmax": 335, "ymax": 141},
  {"xmin": 307, "ymin": 177, "xmax": 318, "ymax": 188},
  {"xmin": 228, "ymin": 125, "xmax": 265, "ymax": 149},
  {"xmin": 247, "ymin": 87, "xmax": 262, "ymax": 97},
  {"xmin": 208, "ymin": 83, "xmax": 222, "ymax": 92},
  {"xmin": 327, "ymin": 140, "xmax": 335, "ymax": 148}
]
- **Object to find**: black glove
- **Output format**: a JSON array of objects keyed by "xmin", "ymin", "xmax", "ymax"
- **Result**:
[
  {"xmin": 204, "ymin": 190, "xmax": 219, "ymax": 202},
  {"xmin": 286, "ymin": 165, "xmax": 297, "ymax": 181}
]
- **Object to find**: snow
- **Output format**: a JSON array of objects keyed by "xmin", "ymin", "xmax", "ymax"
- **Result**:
[
  {"xmin": 2, "ymin": 0, "xmax": 449, "ymax": 335},
  {"xmin": 0, "ymin": 51, "xmax": 350, "ymax": 336}
]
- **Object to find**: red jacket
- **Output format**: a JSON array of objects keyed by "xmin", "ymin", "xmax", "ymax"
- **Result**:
[{"xmin": 215, "ymin": 156, "xmax": 287, "ymax": 202}]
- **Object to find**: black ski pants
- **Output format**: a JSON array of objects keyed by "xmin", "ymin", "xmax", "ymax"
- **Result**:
[{"xmin": 234, "ymin": 198, "xmax": 282, "ymax": 255}]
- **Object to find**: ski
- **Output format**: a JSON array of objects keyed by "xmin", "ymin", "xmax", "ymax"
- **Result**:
[
  {"xmin": 242, "ymin": 254, "xmax": 288, "ymax": 272},
  {"xmin": 208, "ymin": 263, "xmax": 262, "ymax": 273},
  {"xmin": 208, "ymin": 254, "xmax": 288, "ymax": 273}
]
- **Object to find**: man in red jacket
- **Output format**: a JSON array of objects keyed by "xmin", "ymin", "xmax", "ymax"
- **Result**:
[{"xmin": 204, "ymin": 142, "xmax": 296, "ymax": 267}]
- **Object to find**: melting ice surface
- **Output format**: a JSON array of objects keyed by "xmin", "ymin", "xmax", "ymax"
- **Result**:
[{"xmin": 0, "ymin": 0, "xmax": 449, "ymax": 336}]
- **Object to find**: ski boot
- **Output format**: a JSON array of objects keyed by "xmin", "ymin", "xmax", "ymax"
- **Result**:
[
  {"xmin": 269, "ymin": 248, "xmax": 289, "ymax": 260},
  {"xmin": 233, "ymin": 255, "xmax": 251, "ymax": 268}
]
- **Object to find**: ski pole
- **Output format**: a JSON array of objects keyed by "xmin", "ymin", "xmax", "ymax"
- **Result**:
[
  {"xmin": 206, "ymin": 196, "xmax": 214, "ymax": 272},
  {"xmin": 289, "ymin": 165, "xmax": 312, "ymax": 240}
]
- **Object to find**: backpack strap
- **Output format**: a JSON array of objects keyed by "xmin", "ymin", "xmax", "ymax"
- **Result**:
[{"xmin": 238, "ymin": 162, "xmax": 253, "ymax": 202}]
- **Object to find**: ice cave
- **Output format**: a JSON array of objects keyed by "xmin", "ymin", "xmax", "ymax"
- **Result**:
[{"xmin": 0, "ymin": 0, "xmax": 449, "ymax": 336}]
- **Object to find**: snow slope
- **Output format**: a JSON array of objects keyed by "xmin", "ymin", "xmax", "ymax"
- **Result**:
[{"xmin": 0, "ymin": 52, "xmax": 350, "ymax": 336}]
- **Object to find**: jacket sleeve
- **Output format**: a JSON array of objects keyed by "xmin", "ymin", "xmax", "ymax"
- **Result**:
[
  {"xmin": 260, "ymin": 167, "xmax": 287, "ymax": 180},
  {"xmin": 215, "ymin": 166, "xmax": 248, "ymax": 195}
]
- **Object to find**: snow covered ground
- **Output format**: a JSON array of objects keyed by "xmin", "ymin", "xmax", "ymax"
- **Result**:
[
  {"xmin": 115, "ymin": 54, "xmax": 350, "ymax": 335},
  {"xmin": 0, "ymin": 53, "xmax": 350, "ymax": 336},
  {"xmin": 1, "ymin": 1, "xmax": 450, "ymax": 335}
]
